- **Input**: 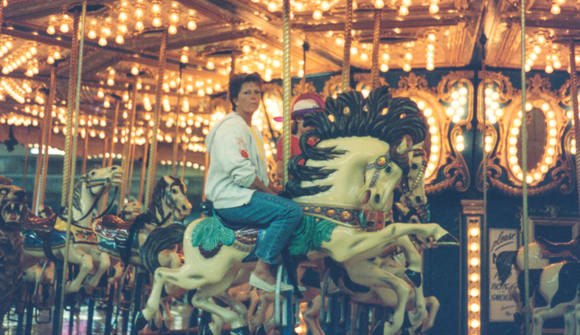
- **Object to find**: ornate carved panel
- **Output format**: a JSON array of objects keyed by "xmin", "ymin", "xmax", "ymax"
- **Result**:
[
  {"xmin": 476, "ymin": 72, "xmax": 574, "ymax": 196},
  {"xmin": 393, "ymin": 72, "xmax": 472, "ymax": 193}
]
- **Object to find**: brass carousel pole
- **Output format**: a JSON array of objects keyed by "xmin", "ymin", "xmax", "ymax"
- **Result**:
[
  {"xmin": 55, "ymin": 2, "xmax": 87, "ymax": 334},
  {"xmin": 81, "ymin": 126, "xmax": 89, "ymax": 175},
  {"xmin": 519, "ymin": 0, "xmax": 531, "ymax": 332},
  {"xmin": 38, "ymin": 66, "xmax": 56, "ymax": 210},
  {"xmin": 33, "ymin": 86, "xmax": 53, "ymax": 214},
  {"xmin": 569, "ymin": 41, "xmax": 580, "ymax": 212},
  {"xmin": 118, "ymin": 81, "xmax": 138, "ymax": 212},
  {"xmin": 138, "ymin": 124, "xmax": 149, "ymax": 204},
  {"xmin": 107, "ymin": 97, "xmax": 121, "ymax": 168},
  {"xmin": 341, "ymin": 0, "xmax": 353, "ymax": 92},
  {"xmin": 171, "ymin": 65, "xmax": 184, "ymax": 177},
  {"xmin": 281, "ymin": 0, "xmax": 291, "ymax": 187},
  {"xmin": 370, "ymin": 10, "xmax": 382, "ymax": 89},
  {"xmin": 144, "ymin": 30, "xmax": 167, "ymax": 209}
]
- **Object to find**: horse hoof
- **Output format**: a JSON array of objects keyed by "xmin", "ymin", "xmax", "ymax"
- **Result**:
[
  {"xmin": 436, "ymin": 233, "xmax": 459, "ymax": 245},
  {"xmin": 230, "ymin": 325, "xmax": 249, "ymax": 335},
  {"xmin": 134, "ymin": 311, "xmax": 148, "ymax": 331}
]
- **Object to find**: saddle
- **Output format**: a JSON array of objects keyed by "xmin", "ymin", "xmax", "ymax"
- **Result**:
[
  {"xmin": 23, "ymin": 210, "xmax": 56, "ymax": 233},
  {"xmin": 194, "ymin": 201, "xmax": 259, "ymax": 259},
  {"xmin": 93, "ymin": 214, "xmax": 132, "ymax": 257},
  {"xmin": 536, "ymin": 235, "xmax": 580, "ymax": 261}
]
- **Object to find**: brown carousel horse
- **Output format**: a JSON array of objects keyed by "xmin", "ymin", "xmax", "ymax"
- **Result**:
[
  {"xmin": 136, "ymin": 87, "xmax": 452, "ymax": 335},
  {"xmin": 494, "ymin": 226, "xmax": 580, "ymax": 335},
  {"xmin": 0, "ymin": 185, "xmax": 54, "ymax": 331}
]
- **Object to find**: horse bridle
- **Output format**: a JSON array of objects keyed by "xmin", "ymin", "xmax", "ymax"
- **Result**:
[
  {"xmin": 399, "ymin": 148, "xmax": 430, "ymax": 221},
  {"xmin": 59, "ymin": 175, "xmax": 118, "ymax": 224},
  {"xmin": 153, "ymin": 179, "xmax": 183, "ymax": 226}
]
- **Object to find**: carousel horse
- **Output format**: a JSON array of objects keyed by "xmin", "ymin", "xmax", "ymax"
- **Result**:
[
  {"xmin": 136, "ymin": 86, "xmax": 452, "ymax": 335},
  {"xmin": 0, "ymin": 186, "xmax": 52, "ymax": 330},
  {"xmin": 92, "ymin": 175, "xmax": 192, "ymax": 269},
  {"xmin": 261, "ymin": 143, "xmax": 436, "ymax": 335},
  {"xmin": 0, "ymin": 186, "xmax": 27, "ymax": 329},
  {"xmin": 22, "ymin": 165, "xmax": 122, "ymax": 293},
  {"xmin": 494, "ymin": 235, "xmax": 580, "ymax": 335}
]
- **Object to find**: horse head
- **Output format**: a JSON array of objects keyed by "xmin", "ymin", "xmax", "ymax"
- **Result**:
[
  {"xmin": 68, "ymin": 165, "xmax": 122, "ymax": 225},
  {"xmin": 0, "ymin": 185, "xmax": 27, "ymax": 231},
  {"xmin": 120, "ymin": 200, "xmax": 142, "ymax": 222},
  {"xmin": 84, "ymin": 165, "xmax": 122, "ymax": 196},
  {"xmin": 516, "ymin": 241, "xmax": 549, "ymax": 270},
  {"xmin": 358, "ymin": 142, "xmax": 407, "ymax": 228},
  {"xmin": 150, "ymin": 176, "xmax": 192, "ymax": 224}
]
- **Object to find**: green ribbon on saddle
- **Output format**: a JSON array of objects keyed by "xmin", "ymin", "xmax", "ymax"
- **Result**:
[
  {"xmin": 190, "ymin": 216, "xmax": 235, "ymax": 251},
  {"xmin": 288, "ymin": 214, "xmax": 337, "ymax": 256}
]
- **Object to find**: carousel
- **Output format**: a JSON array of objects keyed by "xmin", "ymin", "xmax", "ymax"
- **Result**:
[{"xmin": 0, "ymin": 0, "xmax": 579, "ymax": 334}]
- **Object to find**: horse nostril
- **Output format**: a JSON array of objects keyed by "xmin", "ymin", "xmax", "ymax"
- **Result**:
[
  {"xmin": 374, "ymin": 194, "xmax": 381, "ymax": 203},
  {"xmin": 415, "ymin": 196, "xmax": 423, "ymax": 204}
]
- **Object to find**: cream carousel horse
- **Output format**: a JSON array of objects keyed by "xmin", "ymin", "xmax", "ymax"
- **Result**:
[
  {"xmin": 494, "ymin": 226, "xmax": 580, "ymax": 335},
  {"xmin": 22, "ymin": 165, "xmax": 122, "ymax": 293},
  {"xmin": 256, "ymin": 143, "xmax": 435, "ymax": 335},
  {"xmin": 136, "ymin": 87, "xmax": 452, "ymax": 335}
]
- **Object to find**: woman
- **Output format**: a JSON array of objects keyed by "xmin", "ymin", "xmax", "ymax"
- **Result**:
[{"xmin": 204, "ymin": 72, "xmax": 301, "ymax": 292}]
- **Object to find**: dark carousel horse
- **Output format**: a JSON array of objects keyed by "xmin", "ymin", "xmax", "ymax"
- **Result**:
[{"xmin": 494, "ymin": 236, "xmax": 580, "ymax": 335}]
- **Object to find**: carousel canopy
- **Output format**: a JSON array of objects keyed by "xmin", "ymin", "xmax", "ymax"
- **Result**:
[{"xmin": 0, "ymin": 0, "xmax": 578, "ymax": 167}]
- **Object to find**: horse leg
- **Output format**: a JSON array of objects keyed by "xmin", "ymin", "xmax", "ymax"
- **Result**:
[
  {"xmin": 344, "ymin": 260, "xmax": 410, "ymax": 335},
  {"xmin": 108, "ymin": 260, "xmax": 124, "ymax": 285},
  {"xmin": 216, "ymin": 292, "xmax": 249, "ymax": 323},
  {"xmin": 575, "ymin": 303, "xmax": 580, "ymax": 335},
  {"xmin": 303, "ymin": 294, "xmax": 325, "ymax": 335},
  {"xmin": 394, "ymin": 236, "xmax": 427, "ymax": 326},
  {"xmin": 61, "ymin": 247, "xmax": 94, "ymax": 293},
  {"xmin": 190, "ymin": 281, "xmax": 247, "ymax": 331},
  {"xmin": 533, "ymin": 303, "xmax": 575, "ymax": 335},
  {"xmin": 141, "ymin": 264, "xmax": 205, "ymax": 321},
  {"xmin": 320, "ymin": 223, "xmax": 448, "ymax": 263},
  {"xmin": 420, "ymin": 296, "xmax": 440, "ymax": 333},
  {"xmin": 85, "ymin": 252, "xmax": 110, "ymax": 289},
  {"xmin": 564, "ymin": 307, "xmax": 576, "ymax": 335}
]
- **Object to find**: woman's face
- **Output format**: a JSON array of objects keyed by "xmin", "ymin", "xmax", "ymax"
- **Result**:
[{"xmin": 234, "ymin": 81, "xmax": 261, "ymax": 120}]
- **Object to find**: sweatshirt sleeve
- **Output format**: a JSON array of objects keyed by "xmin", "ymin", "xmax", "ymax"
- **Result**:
[{"xmin": 211, "ymin": 120, "xmax": 257, "ymax": 188}]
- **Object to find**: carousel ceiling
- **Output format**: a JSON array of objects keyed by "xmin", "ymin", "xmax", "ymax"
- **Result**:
[{"xmin": 0, "ymin": 0, "xmax": 578, "ymax": 189}]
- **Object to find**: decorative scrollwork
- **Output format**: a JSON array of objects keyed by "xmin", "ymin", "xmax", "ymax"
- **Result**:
[
  {"xmin": 476, "ymin": 72, "xmax": 574, "ymax": 195},
  {"xmin": 395, "ymin": 72, "xmax": 471, "ymax": 193}
]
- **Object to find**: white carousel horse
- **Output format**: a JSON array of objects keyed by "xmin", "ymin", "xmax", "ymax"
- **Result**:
[
  {"xmin": 494, "ymin": 233, "xmax": 580, "ymax": 335},
  {"xmin": 22, "ymin": 165, "xmax": 122, "ymax": 293},
  {"xmin": 0, "ymin": 185, "xmax": 28, "ymax": 328},
  {"xmin": 262, "ymin": 143, "xmax": 436, "ymax": 335},
  {"xmin": 135, "ymin": 87, "xmax": 452, "ymax": 335}
]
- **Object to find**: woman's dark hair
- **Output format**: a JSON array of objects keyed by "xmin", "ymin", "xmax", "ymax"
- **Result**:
[{"xmin": 229, "ymin": 72, "xmax": 263, "ymax": 111}]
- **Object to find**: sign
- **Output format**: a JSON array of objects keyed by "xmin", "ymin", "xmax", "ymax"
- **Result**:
[{"xmin": 489, "ymin": 228, "xmax": 518, "ymax": 322}]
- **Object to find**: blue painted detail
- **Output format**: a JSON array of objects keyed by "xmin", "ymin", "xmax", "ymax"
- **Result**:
[{"xmin": 23, "ymin": 230, "xmax": 67, "ymax": 249}]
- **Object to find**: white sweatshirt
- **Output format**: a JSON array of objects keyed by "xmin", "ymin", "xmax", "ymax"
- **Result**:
[{"xmin": 204, "ymin": 112, "xmax": 269, "ymax": 209}]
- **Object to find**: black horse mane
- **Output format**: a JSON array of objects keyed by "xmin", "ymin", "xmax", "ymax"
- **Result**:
[
  {"xmin": 286, "ymin": 86, "xmax": 427, "ymax": 198},
  {"xmin": 122, "ymin": 176, "xmax": 184, "ymax": 265},
  {"xmin": 494, "ymin": 250, "xmax": 517, "ymax": 284}
]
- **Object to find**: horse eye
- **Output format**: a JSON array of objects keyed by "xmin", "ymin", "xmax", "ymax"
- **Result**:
[
  {"xmin": 385, "ymin": 166, "xmax": 392, "ymax": 174},
  {"xmin": 411, "ymin": 163, "xmax": 418, "ymax": 170}
]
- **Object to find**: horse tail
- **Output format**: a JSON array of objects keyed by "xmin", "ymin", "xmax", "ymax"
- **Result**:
[
  {"xmin": 122, "ymin": 212, "xmax": 148, "ymax": 265},
  {"xmin": 140, "ymin": 224, "xmax": 185, "ymax": 273}
]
